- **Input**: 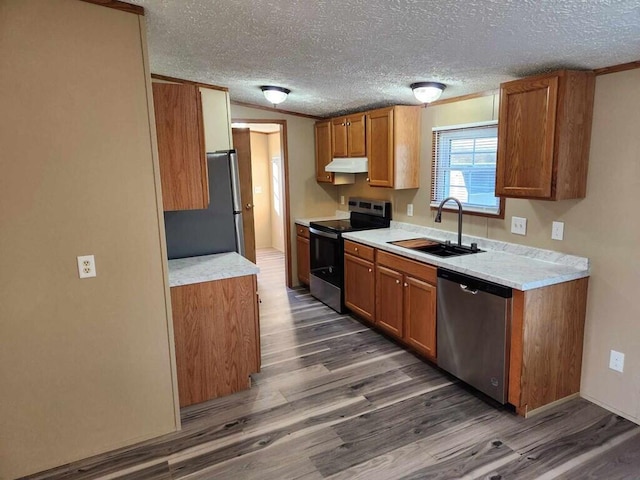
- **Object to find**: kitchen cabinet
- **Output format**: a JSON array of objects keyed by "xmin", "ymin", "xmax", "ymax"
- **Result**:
[
  {"xmin": 366, "ymin": 106, "xmax": 422, "ymax": 189},
  {"xmin": 332, "ymin": 114, "xmax": 366, "ymax": 157},
  {"xmin": 170, "ymin": 274, "xmax": 260, "ymax": 407},
  {"xmin": 508, "ymin": 277, "xmax": 588, "ymax": 416},
  {"xmin": 496, "ymin": 70, "xmax": 595, "ymax": 200},
  {"xmin": 315, "ymin": 120, "xmax": 334, "ymax": 183},
  {"xmin": 376, "ymin": 250, "xmax": 437, "ymax": 360},
  {"xmin": 296, "ymin": 224, "xmax": 310, "ymax": 286},
  {"xmin": 152, "ymin": 82, "xmax": 208, "ymax": 211},
  {"xmin": 344, "ymin": 240, "xmax": 375, "ymax": 323}
]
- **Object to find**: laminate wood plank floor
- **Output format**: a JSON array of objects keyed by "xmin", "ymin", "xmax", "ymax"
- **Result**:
[{"xmin": 24, "ymin": 248, "xmax": 640, "ymax": 480}]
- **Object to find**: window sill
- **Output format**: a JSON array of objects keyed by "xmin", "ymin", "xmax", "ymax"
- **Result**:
[{"xmin": 429, "ymin": 198, "xmax": 505, "ymax": 219}]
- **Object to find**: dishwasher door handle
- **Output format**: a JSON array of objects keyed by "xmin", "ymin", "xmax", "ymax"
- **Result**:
[{"xmin": 460, "ymin": 284, "xmax": 479, "ymax": 295}]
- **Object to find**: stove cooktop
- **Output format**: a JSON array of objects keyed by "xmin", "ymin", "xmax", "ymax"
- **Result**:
[{"xmin": 310, "ymin": 218, "xmax": 388, "ymax": 233}]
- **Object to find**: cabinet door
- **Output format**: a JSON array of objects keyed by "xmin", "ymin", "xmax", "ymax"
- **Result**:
[
  {"xmin": 496, "ymin": 75, "xmax": 559, "ymax": 199},
  {"xmin": 315, "ymin": 120, "xmax": 334, "ymax": 183},
  {"xmin": 332, "ymin": 117, "xmax": 348, "ymax": 157},
  {"xmin": 152, "ymin": 82, "xmax": 208, "ymax": 211},
  {"xmin": 347, "ymin": 114, "xmax": 366, "ymax": 157},
  {"xmin": 404, "ymin": 276, "xmax": 437, "ymax": 360},
  {"xmin": 344, "ymin": 254, "xmax": 375, "ymax": 323},
  {"xmin": 376, "ymin": 265, "xmax": 404, "ymax": 338},
  {"xmin": 366, "ymin": 108, "xmax": 394, "ymax": 187},
  {"xmin": 296, "ymin": 235, "xmax": 310, "ymax": 286},
  {"xmin": 201, "ymin": 88, "xmax": 232, "ymax": 152}
]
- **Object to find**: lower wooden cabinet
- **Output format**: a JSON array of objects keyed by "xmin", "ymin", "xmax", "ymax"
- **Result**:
[
  {"xmin": 343, "ymin": 243, "xmax": 438, "ymax": 362},
  {"xmin": 170, "ymin": 274, "xmax": 260, "ymax": 407},
  {"xmin": 508, "ymin": 277, "xmax": 588, "ymax": 416},
  {"xmin": 296, "ymin": 224, "xmax": 310, "ymax": 286},
  {"xmin": 375, "ymin": 254, "xmax": 437, "ymax": 361},
  {"xmin": 344, "ymin": 253, "xmax": 375, "ymax": 323}
]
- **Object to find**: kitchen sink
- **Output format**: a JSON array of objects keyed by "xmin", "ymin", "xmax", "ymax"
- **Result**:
[{"xmin": 388, "ymin": 238, "xmax": 483, "ymax": 257}]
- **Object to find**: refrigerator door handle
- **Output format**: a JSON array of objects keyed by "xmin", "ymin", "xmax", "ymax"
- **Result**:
[
  {"xmin": 234, "ymin": 212, "xmax": 245, "ymax": 257},
  {"xmin": 229, "ymin": 151, "xmax": 243, "ymax": 212}
]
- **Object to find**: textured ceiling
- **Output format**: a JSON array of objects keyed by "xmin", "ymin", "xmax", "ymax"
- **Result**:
[{"xmin": 130, "ymin": 0, "xmax": 640, "ymax": 117}]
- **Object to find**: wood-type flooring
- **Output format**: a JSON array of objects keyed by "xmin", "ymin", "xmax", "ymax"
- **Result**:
[{"xmin": 24, "ymin": 248, "xmax": 640, "ymax": 479}]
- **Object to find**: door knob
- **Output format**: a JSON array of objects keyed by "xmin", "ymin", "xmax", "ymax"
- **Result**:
[{"xmin": 245, "ymin": 203, "xmax": 253, "ymax": 210}]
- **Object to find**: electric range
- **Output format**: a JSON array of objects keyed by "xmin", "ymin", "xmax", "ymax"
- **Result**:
[{"xmin": 309, "ymin": 197, "xmax": 391, "ymax": 313}]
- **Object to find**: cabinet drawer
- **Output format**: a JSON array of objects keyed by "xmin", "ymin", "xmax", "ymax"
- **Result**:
[
  {"xmin": 377, "ymin": 250, "xmax": 436, "ymax": 284},
  {"xmin": 296, "ymin": 224, "xmax": 310, "ymax": 239},
  {"xmin": 344, "ymin": 240, "xmax": 375, "ymax": 262}
]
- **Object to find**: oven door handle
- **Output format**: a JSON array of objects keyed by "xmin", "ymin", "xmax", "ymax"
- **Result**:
[{"xmin": 309, "ymin": 227, "xmax": 339, "ymax": 240}]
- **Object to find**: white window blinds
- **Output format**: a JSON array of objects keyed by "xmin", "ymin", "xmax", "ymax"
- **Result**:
[{"xmin": 431, "ymin": 122, "xmax": 500, "ymax": 215}]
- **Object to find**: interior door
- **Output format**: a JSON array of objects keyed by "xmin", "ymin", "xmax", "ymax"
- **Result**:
[{"xmin": 232, "ymin": 128, "xmax": 257, "ymax": 263}]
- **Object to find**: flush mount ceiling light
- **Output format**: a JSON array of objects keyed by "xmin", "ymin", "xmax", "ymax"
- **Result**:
[
  {"xmin": 261, "ymin": 86, "xmax": 291, "ymax": 106},
  {"xmin": 411, "ymin": 82, "xmax": 446, "ymax": 104}
]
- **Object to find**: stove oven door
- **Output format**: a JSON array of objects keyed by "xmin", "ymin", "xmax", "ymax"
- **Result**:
[
  {"xmin": 309, "ymin": 227, "xmax": 344, "ymax": 312},
  {"xmin": 309, "ymin": 227, "xmax": 342, "ymax": 286}
]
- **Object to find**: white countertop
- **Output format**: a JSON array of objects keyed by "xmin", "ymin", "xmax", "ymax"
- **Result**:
[
  {"xmin": 343, "ymin": 224, "xmax": 590, "ymax": 291},
  {"xmin": 168, "ymin": 252, "xmax": 259, "ymax": 287},
  {"xmin": 294, "ymin": 210, "xmax": 350, "ymax": 227}
]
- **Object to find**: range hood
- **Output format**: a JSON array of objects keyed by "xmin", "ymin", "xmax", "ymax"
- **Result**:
[{"xmin": 325, "ymin": 157, "xmax": 368, "ymax": 173}]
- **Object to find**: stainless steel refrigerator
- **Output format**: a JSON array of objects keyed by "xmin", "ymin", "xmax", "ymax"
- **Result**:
[{"xmin": 164, "ymin": 150, "xmax": 245, "ymax": 260}]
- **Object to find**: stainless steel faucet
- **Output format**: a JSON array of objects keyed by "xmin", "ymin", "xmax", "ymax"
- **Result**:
[{"xmin": 434, "ymin": 197, "xmax": 463, "ymax": 246}]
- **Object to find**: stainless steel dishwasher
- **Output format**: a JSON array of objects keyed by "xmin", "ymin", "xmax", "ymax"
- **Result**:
[{"xmin": 437, "ymin": 269, "xmax": 512, "ymax": 404}]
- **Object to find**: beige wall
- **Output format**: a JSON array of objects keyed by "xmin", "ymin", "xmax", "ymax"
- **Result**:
[
  {"xmin": 268, "ymin": 132, "xmax": 285, "ymax": 252},
  {"xmin": 0, "ymin": 2, "xmax": 178, "ymax": 478},
  {"xmin": 250, "ymin": 132, "xmax": 273, "ymax": 248},
  {"xmin": 230, "ymin": 105, "xmax": 339, "ymax": 282},
  {"xmin": 339, "ymin": 70, "xmax": 640, "ymax": 424}
]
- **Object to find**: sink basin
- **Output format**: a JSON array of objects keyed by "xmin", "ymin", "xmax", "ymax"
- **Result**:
[{"xmin": 388, "ymin": 238, "xmax": 483, "ymax": 258}]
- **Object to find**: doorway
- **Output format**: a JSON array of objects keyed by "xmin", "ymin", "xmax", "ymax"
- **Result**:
[{"xmin": 232, "ymin": 121, "xmax": 290, "ymax": 286}]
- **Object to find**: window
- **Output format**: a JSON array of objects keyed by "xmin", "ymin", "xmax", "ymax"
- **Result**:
[{"xmin": 431, "ymin": 121, "xmax": 502, "ymax": 216}]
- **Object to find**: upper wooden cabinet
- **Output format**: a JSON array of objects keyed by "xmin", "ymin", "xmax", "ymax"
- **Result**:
[
  {"xmin": 366, "ymin": 106, "xmax": 421, "ymax": 189},
  {"xmin": 315, "ymin": 120, "xmax": 334, "ymax": 183},
  {"xmin": 496, "ymin": 70, "xmax": 595, "ymax": 200},
  {"xmin": 152, "ymin": 82, "xmax": 208, "ymax": 211},
  {"xmin": 332, "ymin": 114, "xmax": 366, "ymax": 157}
]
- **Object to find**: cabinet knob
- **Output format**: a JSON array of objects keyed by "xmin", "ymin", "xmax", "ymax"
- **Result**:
[
  {"xmin": 368, "ymin": 268, "xmax": 372, "ymax": 273},
  {"xmin": 341, "ymin": 122, "xmax": 346, "ymax": 126},
  {"xmin": 366, "ymin": 177, "xmax": 370, "ymax": 182},
  {"xmin": 404, "ymin": 282, "xmax": 408, "ymax": 287},
  {"xmin": 346, "ymin": 122, "xmax": 351, "ymax": 126},
  {"xmin": 354, "ymin": 247, "xmax": 358, "ymax": 252},
  {"xmin": 395, "ymin": 279, "xmax": 400, "ymax": 284},
  {"xmin": 326, "ymin": 174, "xmax": 330, "ymax": 179}
]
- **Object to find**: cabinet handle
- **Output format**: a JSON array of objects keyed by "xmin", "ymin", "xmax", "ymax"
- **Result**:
[{"xmin": 395, "ymin": 279, "xmax": 400, "ymax": 284}]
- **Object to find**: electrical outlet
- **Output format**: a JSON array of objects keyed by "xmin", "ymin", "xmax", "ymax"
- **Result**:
[
  {"xmin": 552, "ymin": 221, "xmax": 564, "ymax": 240},
  {"xmin": 511, "ymin": 216, "xmax": 527, "ymax": 235},
  {"xmin": 340, "ymin": 195, "xmax": 345, "ymax": 205},
  {"xmin": 407, "ymin": 204, "xmax": 414, "ymax": 216},
  {"xmin": 77, "ymin": 255, "xmax": 96, "ymax": 279},
  {"xmin": 609, "ymin": 350, "xmax": 624, "ymax": 373}
]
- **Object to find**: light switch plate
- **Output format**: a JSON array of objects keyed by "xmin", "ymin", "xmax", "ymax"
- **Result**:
[
  {"xmin": 407, "ymin": 204, "xmax": 414, "ymax": 216},
  {"xmin": 77, "ymin": 255, "xmax": 96, "ymax": 279},
  {"xmin": 511, "ymin": 216, "xmax": 527, "ymax": 235},
  {"xmin": 552, "ymin": 221, "xmax": 564, "ymax": 240}
]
